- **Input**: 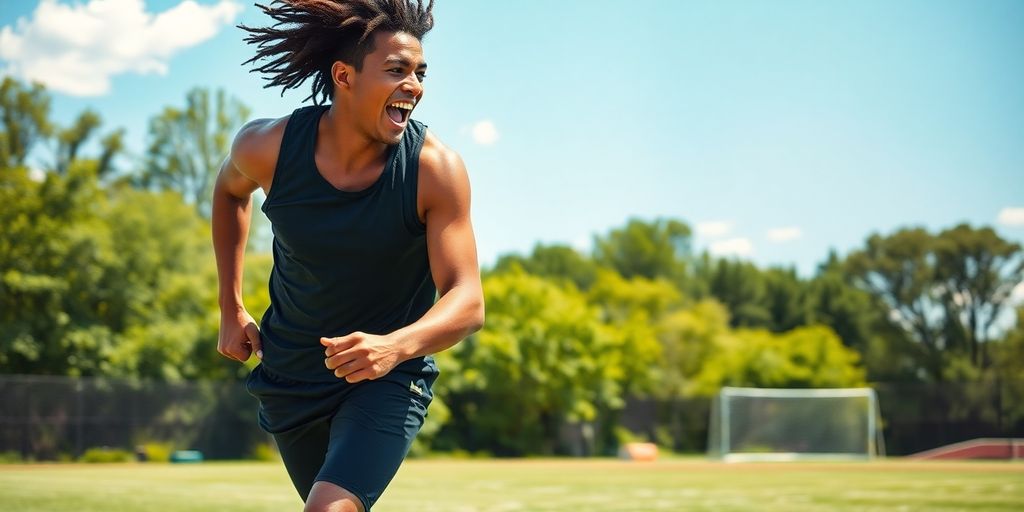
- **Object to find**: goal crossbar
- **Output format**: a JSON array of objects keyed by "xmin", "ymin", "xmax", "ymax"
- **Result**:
[{"xmin": 709, "ymin": 387, "xmax": 884, "ymax": 462}]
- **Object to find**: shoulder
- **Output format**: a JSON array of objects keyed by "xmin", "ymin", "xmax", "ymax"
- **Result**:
[
  {"xmin": 416, "ymin": 129, "xmax": 471, "ymax": 216},
  {"xmin": 229, "ymin": 112, "xmax": 293, "ymax": 187},
  {"xmin": 418, "ymin": 129, "xmax": 468, "ymax": 191}
]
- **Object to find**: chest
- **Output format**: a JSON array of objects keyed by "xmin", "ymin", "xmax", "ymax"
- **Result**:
[{"xmin": 267, "ymin": 193, "xmax": 413, "ymax": 262}]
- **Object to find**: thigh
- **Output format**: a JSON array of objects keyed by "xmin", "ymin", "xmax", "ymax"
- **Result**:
[
  {"xmin": 314, "ymin": 377, "xmax": 432, "ymax": 511},
  {"xmin": 272, "ymin": 417, "xmax": 331, "ymax": 502}
]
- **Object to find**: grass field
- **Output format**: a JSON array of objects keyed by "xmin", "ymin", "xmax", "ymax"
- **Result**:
[{"xmin": 1, "ymin": 458, "xmax": 1021, "ymax": 511}]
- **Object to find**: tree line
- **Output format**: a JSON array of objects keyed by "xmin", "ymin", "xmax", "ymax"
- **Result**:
[{"xmin": 2, "ymin": 77, "xmax": 1022, "ymax": 456}]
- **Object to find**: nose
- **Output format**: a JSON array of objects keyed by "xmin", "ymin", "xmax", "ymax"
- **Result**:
[{"xmin": 402, "ymin": 74, "xmax": 423, "ymax": 97}]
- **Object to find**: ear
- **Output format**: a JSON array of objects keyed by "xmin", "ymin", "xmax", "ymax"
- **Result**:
[{"xmin": 331, "ymin": 61, "xmax": 355, "ymax": 90}]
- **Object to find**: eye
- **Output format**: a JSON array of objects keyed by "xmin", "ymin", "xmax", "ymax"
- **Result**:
[{"xmin": 416, "ymin": 72, "xmax": 426, "ymax": 82}]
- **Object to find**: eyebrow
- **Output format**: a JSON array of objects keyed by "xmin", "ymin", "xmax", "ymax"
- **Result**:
[{"xmin": 384, "ymin": 57, "xmax": 428, "ymax": 70}]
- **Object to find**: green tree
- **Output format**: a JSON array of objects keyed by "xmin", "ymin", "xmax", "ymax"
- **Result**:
[
  {"xmin": 0, "ymin": 77, "xmax": 52, "ymax": 170},
  {"xmin": 100, "ymin": 186, "xmax": 215, "ymax": 380},
  {"xmin": 705, "ymin": 258, "xmax": 771, "ymax": 328},
  {"xmin": 54, "ymin": 110, "xmax": 100, "ymax": 174},
  {"xmin": 53, "ymin": 109, "xmax": 125, "ymax": 178},
  {"xmin": 846, "ymin": 226, "xmax": 1024, "ymax": 380},
  {"xmin": 142, "ymin": 87, "xmax": 251, "ymax": 217},
  {"xmin": 933, "ymin": 224, "xmax": 1024, "ymax": 367},
  {"xmin": 492, "ymin": 243, "xmax": 599, "ymax": 290},
  {"xmin": 807, "ymin": 250, "xmax": 919, "ymax": 381},
  {"xmin": 592, "ymin": 217, "xmax": 692, "ymax": 281},
  {"xmin": 588, "ymin": 268, "xmax": 682, "ymax": 326},
  {"xmin": 991, "ymin": 307, "xmax": 1024, "ymax": 431},
  {"xmin": 1, "ymin": 165, "xmax": 118, "ymax": 375},
  {"xmin": 763, "ymin": 266, "xmax": 811, "ymax": 332},
  {"xmin": 653, "ymin": 299, "xmax": 732, "ymax": 450},
  {"xmin": 0, "ymin": 165, "xmax": 217, "ymax": 380},
  {"xmin": 583, "ymin": 270, "xmax": 671, "ymax": 452},
  {"xmin": 442, "ymin": 270, "xmax": 631, "ymax": 455},
  {"xmin": 845, "ymin": 228, "xmax": 946, "ymax": 379},
  {"xmin": 695, "ymin": 325, "xmax": 866, "ymax": 391},
  {"xmin": 655, "ymin": 299, "xmax": 732, "ymax": 398}
]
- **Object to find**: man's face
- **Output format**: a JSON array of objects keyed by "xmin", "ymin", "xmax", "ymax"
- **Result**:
[{"xmin": 348, "ymin": 31, "xmax": 426, "ymax": 145}]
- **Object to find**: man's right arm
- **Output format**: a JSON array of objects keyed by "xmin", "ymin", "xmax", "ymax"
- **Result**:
[{"xmin": 211, "ymin": 119, "xmax": 277, "ymax": 362}]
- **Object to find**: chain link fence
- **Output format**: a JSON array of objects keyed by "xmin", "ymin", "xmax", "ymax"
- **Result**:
[
  {"xmin": 615, "ymin": 380, "xmax": 1024, "ymax": 456},
  {"xmin": 0, "ymin": 375, "xmax": 266, "ymax": 461},
  {"xmin": 2, "ymin": 374, "xmax": 1022, "ymax": 460}
]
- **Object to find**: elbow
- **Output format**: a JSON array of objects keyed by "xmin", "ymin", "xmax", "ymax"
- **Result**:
[{"xmin": 466, "ymin": 295, "xmax": 485, "ymax": 335}]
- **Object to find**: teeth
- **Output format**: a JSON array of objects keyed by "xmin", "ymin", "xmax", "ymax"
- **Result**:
[{"xmin": 389, "ymin": 101, "xmax": 414, "ymax": 110}]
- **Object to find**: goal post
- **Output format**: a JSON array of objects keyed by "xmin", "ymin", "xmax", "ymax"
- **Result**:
[{"xmin": 707, "ymin": 387, "xmax": 884, "ymax": 462}]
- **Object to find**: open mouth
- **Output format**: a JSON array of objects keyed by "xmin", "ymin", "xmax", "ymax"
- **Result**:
[{"xmin": 386, "ymin": 101, "xmax": 415, "ymax": 125}]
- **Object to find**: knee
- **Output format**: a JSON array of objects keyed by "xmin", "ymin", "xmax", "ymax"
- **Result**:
[
  {"xmin": 303, "ymin": 481, "xmax": 364, "ymax": 512},
  {"xmin": 302, "ymin": 502, "xmax": 360, "ymax": 512}
]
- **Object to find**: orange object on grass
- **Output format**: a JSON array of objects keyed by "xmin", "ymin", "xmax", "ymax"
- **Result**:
[{"xmin": 621, "ymin": 442, "xmax": 659, "ymax": 461}]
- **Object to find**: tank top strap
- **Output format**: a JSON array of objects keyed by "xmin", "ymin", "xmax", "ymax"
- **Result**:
[
  {"xmin": 390, "ymin": 119, "xmax": 428, "ymax": 234},
  {"xmin": 265, "ymin": 105, "xmax": 326, "ymax": 204}
]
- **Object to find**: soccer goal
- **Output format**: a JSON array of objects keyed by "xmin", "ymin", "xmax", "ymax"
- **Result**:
[{"xmin": 707, "ymin": 387, "xmax": 884, "ymax": 462}]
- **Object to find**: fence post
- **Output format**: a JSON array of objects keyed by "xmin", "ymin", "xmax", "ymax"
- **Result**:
[{"xmin": 75, "ymin": 378, "xmax": 84, "ymax": 459}]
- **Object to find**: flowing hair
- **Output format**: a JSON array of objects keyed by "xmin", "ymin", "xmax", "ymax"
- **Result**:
[{"xmin": 239, "ymin": 0, "xmax": 434, "ymax": 105}]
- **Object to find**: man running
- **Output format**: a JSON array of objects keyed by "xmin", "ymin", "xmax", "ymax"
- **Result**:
[{"xmin": 212, "ymin": 1, "xmax": 484, "ymax": 510}]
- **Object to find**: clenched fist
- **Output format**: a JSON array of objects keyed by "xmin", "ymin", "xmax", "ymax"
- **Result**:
[
  {"xmin": 321, "ymin": 331, "xmax": 402, "ymax": 383},
  {"xmin": 218, "ymin": 307, "xmax": 263, "ymax": 362}
]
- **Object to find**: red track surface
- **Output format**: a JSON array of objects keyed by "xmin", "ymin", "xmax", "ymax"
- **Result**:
[{"xmin": 910, "ymin": 438, "xmax": 1024, "ymax": 460}]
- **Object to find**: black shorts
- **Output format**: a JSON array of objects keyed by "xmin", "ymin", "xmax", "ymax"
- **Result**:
[{"xmin": 245, "ymin": 357, "xmax": 438, "ymax": 510}]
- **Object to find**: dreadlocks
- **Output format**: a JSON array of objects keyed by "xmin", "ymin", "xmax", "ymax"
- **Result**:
[{"xmin": 239, "ymin": 0, "xmax": 435, "ymax": 105}]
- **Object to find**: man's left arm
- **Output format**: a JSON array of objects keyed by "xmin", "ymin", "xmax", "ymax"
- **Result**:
[{"xmin": 322, "ymin": 134, "xmax": 485, "ymax": 382}]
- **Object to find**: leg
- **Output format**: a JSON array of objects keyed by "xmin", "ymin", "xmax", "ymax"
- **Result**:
[
  {"xmin": 304, "ymin": 481, "xmax": 363, "ymax": 512},
  {"xmin": 312, "ymin": 376, "xmax": 432, "ymax": 511},
  {"xmin": 272, "ymin": 417, "xmax": 331, "ymax": 501}
]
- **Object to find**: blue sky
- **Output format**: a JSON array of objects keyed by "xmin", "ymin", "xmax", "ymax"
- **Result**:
[{"xmin": 2, "ymin": 0, "xmax": 1022, "ymax": 278}]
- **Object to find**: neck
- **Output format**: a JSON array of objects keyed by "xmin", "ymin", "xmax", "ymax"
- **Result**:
[{"xmin": 318, "ymin": 102, "xmax": 388, "ymax": 175}]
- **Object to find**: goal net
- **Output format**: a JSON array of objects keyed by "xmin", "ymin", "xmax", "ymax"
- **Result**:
[{"xmin": 707, "ymin": 387, "xmax": 884, "ymax": 462}]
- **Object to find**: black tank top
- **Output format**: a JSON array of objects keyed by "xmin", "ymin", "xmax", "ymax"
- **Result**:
[{"xmin": 258, "ymin": 105, "xmax": 436, "ymax": 383}]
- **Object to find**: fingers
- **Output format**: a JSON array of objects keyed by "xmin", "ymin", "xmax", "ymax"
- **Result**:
[
  {"xmin": 219, "ymin": 343, "xmax": 250, "ymax": 362},
  {"xmin": 245, "ymin": 322, "xmax": 263, "ymax": 360},
  {"xmin": 320, "ymin": 332, "xmax": 363, "ymax": 356},
  {"xmin": 325, "ymin": 351, "xmax": 357, "ymax": 371},
  {"xmin": 235, "ymin": 347, "xmax": 252, "ymax": 362},
  {"xmin": 321, "ymin": 332, "xmax": 385, "ymax": 382},
  {"xmin": 327, "ymin": 355, "xmax": 361, "ymax": 380},
  {"xmin": 217, "ymin": 310, "xmax": 262, "ymax": 363},
  {"xmin": 333, "ymin": 360, "xmax": 361, "ymax": 379},
  {"xmin": 342, "ymin": 367, "xmax": 373, "ymax": 384}
]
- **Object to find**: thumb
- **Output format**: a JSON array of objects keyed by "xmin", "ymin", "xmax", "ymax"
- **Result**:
[
  {"xmin": 320, "ymin": 336, "xmax": 332, "ymax": 347},
  {"xmin": 245, "ymin": 322, "xmax": 263, "ymax": 360}
]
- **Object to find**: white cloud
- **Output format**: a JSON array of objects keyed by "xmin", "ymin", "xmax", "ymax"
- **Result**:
[
  {"xmin": 471, "ymin": 120, "xmax": 499, "ymax": 145},
  {"xmin": 766, "ymin": 226, "xmax": 802, "ymax": 243},
  {"xmin": 709, "ymin": 237, "xmax": 753, "ymax": 257},
  {"xmin": 0, "ymin": 0, "xmax": 242, "ymax": 96},
  {"xmin": 997, "ymin": 207, "xmax": 1024, "ymax": 227},
  {"xmin": 696, "ymin": 221, "xmax": 733, "ymax": 238}
]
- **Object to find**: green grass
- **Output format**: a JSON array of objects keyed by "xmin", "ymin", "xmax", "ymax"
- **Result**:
[{"xmin": 0, "ymin": 458, "xmax": 1021, "ymax": 511}]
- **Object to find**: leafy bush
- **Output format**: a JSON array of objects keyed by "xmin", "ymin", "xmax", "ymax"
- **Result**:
[
  {"xmin": 140, "ymin": 443, "xmax": 172, "ymax": 462},
  {"xmin": 0, "ymin": 451, "xmax": 23, "ymax": 463},
  {"xmin": 251, "ymin": 443, "xmax": 278, "ymax": 462},
  {"xmin": 80, "ymin": 447, "xmax": 134, "ymax": 463}
]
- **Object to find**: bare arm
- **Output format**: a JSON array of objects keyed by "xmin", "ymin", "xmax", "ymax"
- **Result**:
[
  {"xmin": 323, "ymin": 133, "xmax": 485, "ymax": 381},
  {"xmin": 391, "ymin": 139, "xmax": 485, "ymax": 358},
  {"xmin": 212, "ymin": 120, "xmax": 277, "ymax": 362}
]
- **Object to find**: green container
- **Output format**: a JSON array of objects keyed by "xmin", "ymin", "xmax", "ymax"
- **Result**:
[{"xmin": 169, "ymin": 450, "xmax": 204, "ymax": 463}]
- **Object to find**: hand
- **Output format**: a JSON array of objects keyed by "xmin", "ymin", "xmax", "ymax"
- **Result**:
[
  {"xmin": 321, "ymin": 332, "xmax": 402, "ymax": 383},
  {"xmin": 218, "ymin": 307, "xmax": 263, "ymax": 362}
]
